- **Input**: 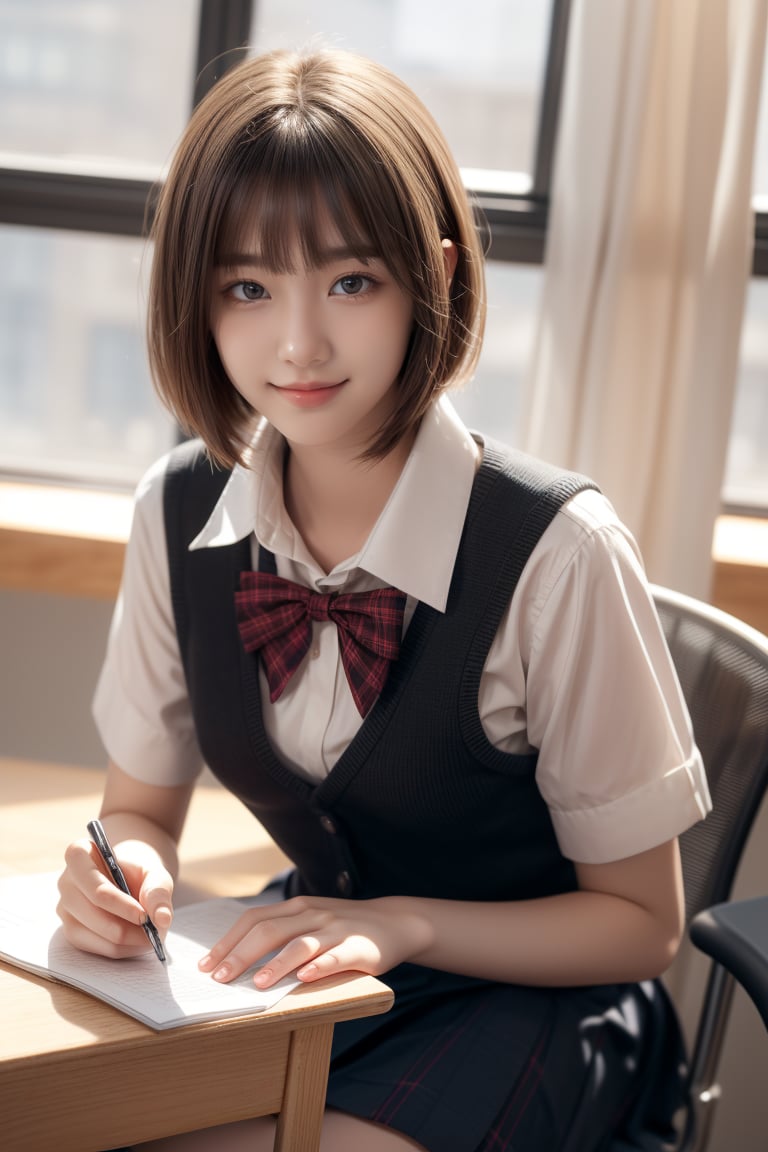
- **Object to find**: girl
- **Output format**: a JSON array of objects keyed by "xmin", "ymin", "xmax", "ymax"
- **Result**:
[{"xmin": 57, "ymin": 47, "xmax": 711, "ymax": 1152}]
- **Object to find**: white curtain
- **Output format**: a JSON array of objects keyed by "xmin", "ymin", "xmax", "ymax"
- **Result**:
[{"xmin": 523, "ymin": 0, "xmax": 767, "ymax": 599}]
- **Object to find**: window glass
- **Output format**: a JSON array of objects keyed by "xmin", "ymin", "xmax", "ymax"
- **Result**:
[
  {"xmin": 451, "ymin": 262, "xmax": 541, "ymax": 448},
  {"xmin": 728, "ymin": 46, "xmax": 768, "ymax": 509},
  {"xmin": 0, "ymin": 0, "xmax": 199, "ymax": 169},
  {"xmin": 0, "ymin": 226, "xmax": 175, "ymax": 485},
  {"xmin": 249, "ymin": 0, "xmax": 553, "ymax": 186},
  {"xmin": 725, "ymin": 278, "xmax": 768, "ymax": 508}
]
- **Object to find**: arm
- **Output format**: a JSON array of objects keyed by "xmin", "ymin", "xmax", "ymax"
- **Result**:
[
  {"xmin": 197, "ymin": 836, "xmax": 684, "ymax": 989},
  {"xmin": 401, "ymin": 837, "xmax": 685, "ymax": 985},
  {"xmin": 57, "ymin": 760, "xmax": 194, "ymax": 957},
  {"xmin": 59, "ymin": 453, "xmax": 204, "ymax": 957}
]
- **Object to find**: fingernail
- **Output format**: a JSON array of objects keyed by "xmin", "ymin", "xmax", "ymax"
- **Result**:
[
  {"xmin": 213, "ymin": 964, "xmax": 231, "ymax": 982},
  {"xmin": 254, "ymin": 968, "xmax": 272, "ymax": 986},
  {"xmin": 154, "ymin": 904, "xmax": 173, "ymax": 928},
  {"xmin": 198, "ymin": 953, "xmax": 214, "ymax": 970},
  {"xmin": 298, "ymin": 964, "xmax": 317, "ymax": 980}
]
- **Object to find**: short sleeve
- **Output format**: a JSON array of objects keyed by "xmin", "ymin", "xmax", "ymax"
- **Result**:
[
  {"xmin": 92, "ymin": 454, "xmax": 204, "ymax": 786},
  {"xmin": 481, "ymin": 489, "xmax": 711, "ymax": 864}
]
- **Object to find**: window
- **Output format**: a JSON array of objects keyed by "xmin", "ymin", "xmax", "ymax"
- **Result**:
[
  {"xmin": 0, "ymin": 0, "xmax": 198, "ymax": 166},
  {"xmin": 725, "ymin": 47, "xmax": 768, "ymax": 512},
  {"xmin": 0, "ymin": 0, "xmax": 201, "ymax": 484},
  {"xmin": 0, "ymin": 0, "xmax": 764, "ymax": 515},
  {"xmin": 248, "ymin": 0, "xmax": 554, "ymax": 449},
  {"xmin": 0, "ymin": 225, "xmax": 175, "ymax": 484},
  {"xmin": 249, "ymin": 0, "xmax": 552, "ymax": 184}
]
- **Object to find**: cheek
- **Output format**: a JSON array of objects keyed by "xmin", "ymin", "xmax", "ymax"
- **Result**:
[
  {"xmin": 209, "ymin": 314, "xmax": 252, "ymax": 378},
  {"xmin": 368, "ymin": 300, "xmax": 414, "ymax": 372}
]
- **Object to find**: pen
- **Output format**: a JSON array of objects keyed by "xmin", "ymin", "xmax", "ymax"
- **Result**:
[{"xmin": 86, "ymin": 818, "xmax": 166, "ymax": 963}]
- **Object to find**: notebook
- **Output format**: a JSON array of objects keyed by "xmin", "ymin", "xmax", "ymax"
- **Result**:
[{"xmin": 0, "ymin": 871, "xmax": 300, "ymax": 1030}]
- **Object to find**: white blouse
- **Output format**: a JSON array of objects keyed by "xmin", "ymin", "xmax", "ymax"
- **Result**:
[{"xmin": 94, "ymin": 396, "xmax": 711, "ymax": 865}]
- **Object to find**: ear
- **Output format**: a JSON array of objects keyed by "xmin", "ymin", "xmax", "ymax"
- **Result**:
[{"xmin": 441, "ymin": 238, "xmax": 459, "ymax": 287}]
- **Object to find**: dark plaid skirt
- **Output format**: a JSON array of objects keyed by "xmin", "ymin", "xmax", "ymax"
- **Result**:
[
  {"xmin": 325, "ymin": 962, "xmax": 685, "ymax": 1152},
  {"xmin": 254, "ymin": 872, "xmax": 685, "ymax": 1151}
]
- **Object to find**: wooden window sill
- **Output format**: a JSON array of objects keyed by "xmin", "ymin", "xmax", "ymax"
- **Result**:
[
  {"xmin": 711, "ymin": 515, "xmax": 768, "ymax": 634},
  {"xmin": 0, "ymin": 481, "xmax": 132, "ymax": 600},
  {"xmin": 1, "ymin": 480, "xmax": 767, "ymax": 633}
]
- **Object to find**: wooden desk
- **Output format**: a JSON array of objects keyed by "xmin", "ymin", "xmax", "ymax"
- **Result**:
[{"xmin": 0, "ymin": 760, "xmax": 394, "ymax": 1151}]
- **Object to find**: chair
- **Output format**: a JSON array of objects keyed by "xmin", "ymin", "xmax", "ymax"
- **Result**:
[{"xmin": 648, "ymin": 585, "xmax": 768, "ymax": 1152}]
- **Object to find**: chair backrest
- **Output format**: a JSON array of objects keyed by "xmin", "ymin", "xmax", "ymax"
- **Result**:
[{"xmin": 652, "ymin": 585, "xmax": 768, "ymax": 923}]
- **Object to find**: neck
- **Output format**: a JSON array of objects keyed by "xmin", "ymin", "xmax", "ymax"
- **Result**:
[{"xmin": 283, "ymin": 434, "xmax": 415, "ymax": 573}]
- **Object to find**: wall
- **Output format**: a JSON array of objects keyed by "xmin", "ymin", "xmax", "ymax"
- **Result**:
[{"xmin": 1, "ymin": 589, "xmax": 112, "ymax": 767}]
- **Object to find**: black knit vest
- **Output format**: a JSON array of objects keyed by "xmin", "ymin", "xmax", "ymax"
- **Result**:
[{"xmin": 164, "ymin": 437, "xmax": 597, "ymax": 903}]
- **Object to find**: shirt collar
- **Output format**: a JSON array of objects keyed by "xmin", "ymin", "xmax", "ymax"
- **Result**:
[{"xmin": 189, "ymin": 396, "xmax": 479, "ymax": 613}]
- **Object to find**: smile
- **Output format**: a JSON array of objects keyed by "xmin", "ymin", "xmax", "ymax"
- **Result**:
[{"xmin": 273, "ymin": 381, "xmax": 347, "ymax": 408}]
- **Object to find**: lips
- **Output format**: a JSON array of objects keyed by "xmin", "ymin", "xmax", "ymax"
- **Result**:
[
  {"xmin": 277, "ymin": 381, "xmax": 343, "ymax": 391},
  {"xmin": 273, "ymin": 380, "xmax": 347, "ymax": 407}
]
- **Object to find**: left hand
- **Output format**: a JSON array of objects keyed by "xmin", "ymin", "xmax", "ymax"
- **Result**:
[{"xmin": 198, "ymin": 894, "xmax": 430, "ymax": 988}]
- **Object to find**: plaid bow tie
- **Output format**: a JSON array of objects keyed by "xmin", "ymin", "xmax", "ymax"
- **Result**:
[{"xmin": 235, "ymin": 571, "xmax": 407, "ymax": 718}]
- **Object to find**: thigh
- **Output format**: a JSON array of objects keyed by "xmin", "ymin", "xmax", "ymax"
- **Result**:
[
  {"xmin": 322, "ymin": 1111, "xmax": 427, "ymax": 1151},
  {"xmin": 133, "ymin": 1117, "xmax": 276, "ymax": 1152},
  {"xmin": 326, "ymin": 967, "xmax": 662, "ymax": 1152},
  {"xmin": 132, "ymin": 1111, "xmax": 424, "ymax": 1152}
]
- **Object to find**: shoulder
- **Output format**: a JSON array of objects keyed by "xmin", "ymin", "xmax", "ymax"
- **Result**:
[
  {"xmin": 128, "ymin": 449, "xmax": 175, "ymax": 542},
  {"xmin": 515, "ymin": 486, "xmax": 649, "ymax": 644},
  {"xmin": 479, "ymin": 439, "xmax": 596, "ymax": 500},
  {"xmin": 537, "ymin": 487, "xmax": 643, "ymax": 580},
  {"xmin": 131, "ymin": 440, "xmax": 233, "ymax": 543},
  {"xmin": 475, "ymin": 439, "xmax": 638, "ymax": 590}
]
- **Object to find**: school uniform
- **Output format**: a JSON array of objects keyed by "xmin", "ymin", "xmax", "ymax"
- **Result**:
[{"xmin": 94, "ymin": 396, "xmax": 711, "ymax": 1150}]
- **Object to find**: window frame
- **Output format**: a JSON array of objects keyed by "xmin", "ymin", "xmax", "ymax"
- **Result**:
[
  {"xmin": 0, "ymin": 0, "xmax": 765, "ymax": 510},
  {"xmin": 0, "ymin": 0, "xmax": 566, "ymax": 255}
]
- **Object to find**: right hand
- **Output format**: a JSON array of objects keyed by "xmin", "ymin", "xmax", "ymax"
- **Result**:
[{"xmin": 57, "ymin": 834, "xmax": 174, "ymax": 959}]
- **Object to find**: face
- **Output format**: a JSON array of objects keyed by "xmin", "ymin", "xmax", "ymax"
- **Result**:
[{"xmin": 208, "ymin": 218, "xmax": 415, "ymax": 459}]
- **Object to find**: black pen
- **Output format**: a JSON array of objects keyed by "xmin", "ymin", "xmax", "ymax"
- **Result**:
[{"xmin": 87, "ymin": 818, "xmax": 166, "ymax": 963}]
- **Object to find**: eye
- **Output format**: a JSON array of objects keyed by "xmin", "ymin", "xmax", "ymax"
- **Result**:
[
  {"xmin": 228, "ymin": 281, "xmax": 269, "ymax": 302},
  {"xmin": 330, "ymin": 274, "xmax": 375, "ymax": 297}
]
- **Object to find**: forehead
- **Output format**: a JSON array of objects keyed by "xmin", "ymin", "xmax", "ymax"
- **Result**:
[{"xmin": 215, "ymin": 179, "xmax": 381, "ymax": 274}]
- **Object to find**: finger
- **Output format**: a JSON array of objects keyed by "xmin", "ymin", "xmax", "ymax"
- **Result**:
[
  {"xmin": 293, "ymin": 935, "xmax": 384, "ymax": 984},
  {"xmin": 137, "ymin": 870, "xmax": 175, "ymax": 932},
  {"xmin": 58, "ymin": 910, "xmax": 153, "ymax": 958},
  {"xmin": 200, "ymin": 908, "xmax": 329, "ymax": 981},
  {"xmin": 198, "ymin": 897, "xmax": 317, "ymax": 963},
  {"xmin": 250, "ymin": 935, "xmax": 325, "ymax": 988},
  {"xmin": 196, "ymin": 902, "xmax": 294, "ymax": 971},
  {"xmin": 84, "ymin": 839, "xmax": 173, "ymax": 933},
  {"xmin": 56, "ymin": 886, "xmax": 152, "ymax": 957},
  {"xmin": 60, "ymin": 838, "xmax": 99, "ymax": 885},
  {"xmin": 60, "ymin": 842, "xmax": 147, "ymax": 929}
]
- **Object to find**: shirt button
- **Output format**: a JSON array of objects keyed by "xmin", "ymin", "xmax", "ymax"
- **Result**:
[
  {"xmin": 336, "ymin": 870, "xmax": 352, "ymax": 895},
  {"xmin": 310, "ymin": 647, "xmax": 320, "ymax": 660},
  {"xmin": 320, "ymin": 814, "xmax": 337, "ymax": 835}
]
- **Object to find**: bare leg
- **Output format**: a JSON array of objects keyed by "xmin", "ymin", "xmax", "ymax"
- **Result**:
[
  {"xmin": 135, "ymin": 1110, "xmax": 427, "ymax": 1151},
  {"xmin": 321, "ymin": 1111, "xmax": 428, "ymax": 1151},
  {"xmin": 134, "ymin": 1117, "xmax": 276, "ymax": 1152}
]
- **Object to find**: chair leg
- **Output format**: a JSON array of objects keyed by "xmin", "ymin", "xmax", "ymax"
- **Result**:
[{"xmin": 675, "ymin": 965, "xmax": 735, "ymax": 1152}]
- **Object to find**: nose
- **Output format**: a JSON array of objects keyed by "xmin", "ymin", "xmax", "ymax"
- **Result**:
[{"xmin": 277, "ymin": 296, "xmax": 331, "ymax": 368}]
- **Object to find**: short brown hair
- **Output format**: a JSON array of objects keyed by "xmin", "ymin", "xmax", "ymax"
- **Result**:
[{"xmin": 148, "ymin": 48, "xmax": 487, "ymax": 467}]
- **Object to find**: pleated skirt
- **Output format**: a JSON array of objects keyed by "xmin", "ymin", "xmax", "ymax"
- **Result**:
[{"xmin": 324, "ymin": 962, "xmax": 684, "ymax": 1152}]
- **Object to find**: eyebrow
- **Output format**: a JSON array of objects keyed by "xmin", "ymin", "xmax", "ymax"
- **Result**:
[{"xmin": 214, "ymin": 244, "xmax": 380, "ymax": 269}]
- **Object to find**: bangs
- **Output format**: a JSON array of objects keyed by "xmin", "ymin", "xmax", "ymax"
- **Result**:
[{"xmin": 214, "ymin": 119, "xmax": 407, "ymax": 280}]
